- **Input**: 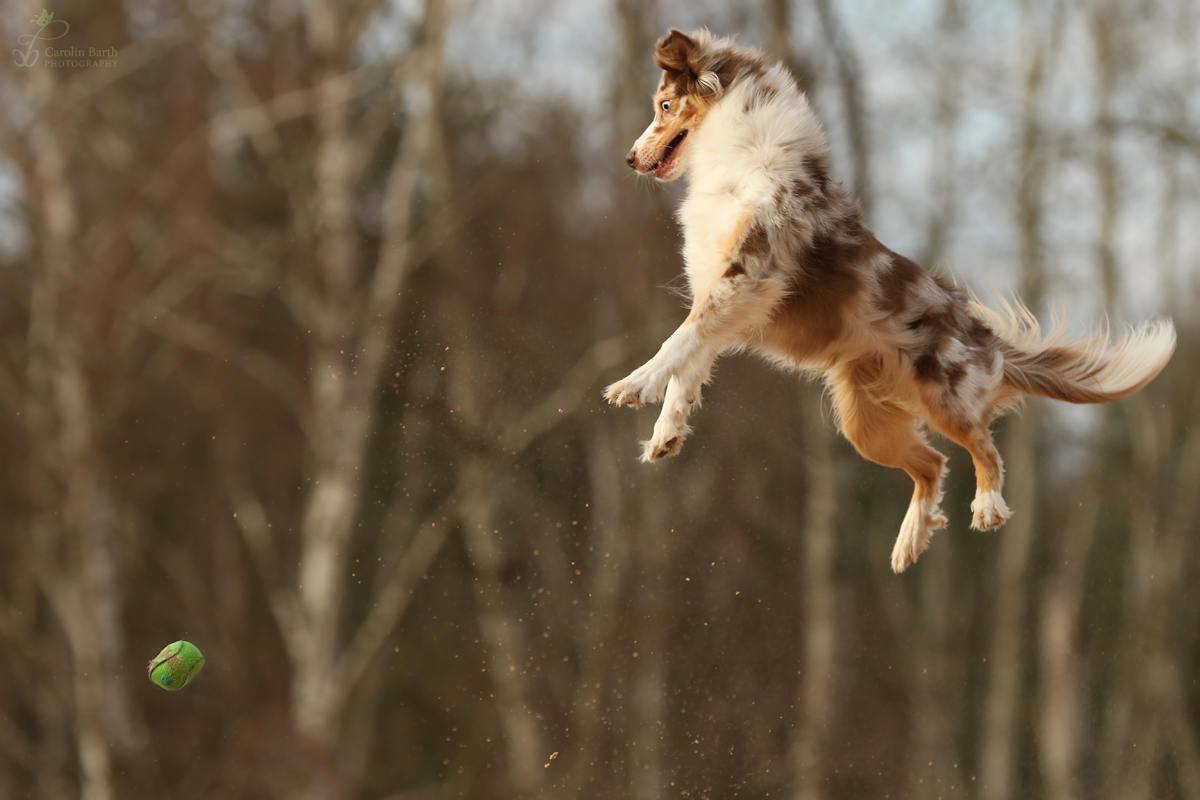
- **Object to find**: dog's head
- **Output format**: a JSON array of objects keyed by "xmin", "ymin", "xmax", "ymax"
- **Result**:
[{"xmin": 625, "ymin": 28, "xmax": 751, "ymax": 180}]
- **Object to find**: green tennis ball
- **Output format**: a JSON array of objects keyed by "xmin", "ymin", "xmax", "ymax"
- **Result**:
[{"xmin": 147, "ymin": 641, "xmax": 205, "ymax": 691}]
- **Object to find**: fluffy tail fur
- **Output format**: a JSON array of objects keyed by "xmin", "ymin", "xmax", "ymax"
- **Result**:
[{"xmin": 975, "ymin": 298, "xmax": 1177, "ymax": 405}]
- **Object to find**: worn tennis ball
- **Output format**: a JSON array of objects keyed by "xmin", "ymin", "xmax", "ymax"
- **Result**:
[{"xmin": 147, "ymin": 641, "xmax": 205, "ymax": 691}]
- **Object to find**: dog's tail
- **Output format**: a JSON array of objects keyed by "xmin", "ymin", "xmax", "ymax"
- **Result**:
[{"xmin": 974, "ymin": 298, "xmax": 1176, "ymax": 405}]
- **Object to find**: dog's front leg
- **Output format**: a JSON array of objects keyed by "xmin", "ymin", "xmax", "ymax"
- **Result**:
[
  {"xmin": 608, "ymin": 281, "xmax": 788, "ymax": 459},
  {"xmin": 606, "ymin": 208, "xmax": 765, "ymax": 410},
  {"xmin": 641, "ymin": 365, "xmax": 711, "ymax": 462},
  {"xmin": 606, "ymin": 206, "xmax": 787, "ymax": 457},
  {"xmin": 603, "ymin": 321, "xmax": 707, "ymax": 408}
]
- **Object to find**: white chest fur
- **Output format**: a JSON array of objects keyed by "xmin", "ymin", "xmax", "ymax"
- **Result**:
[
  {"xmin": 678, "ymin": 189, "xmax": 747, "ymax": 292},
  {"xmin": 673, "ymin": 76, "xmax": 827, "ymax": 296}
]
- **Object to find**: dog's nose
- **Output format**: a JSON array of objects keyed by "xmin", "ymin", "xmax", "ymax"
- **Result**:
[{"xmin": 625, "ymin": 149, "xmax": 637, "ymax": 169}]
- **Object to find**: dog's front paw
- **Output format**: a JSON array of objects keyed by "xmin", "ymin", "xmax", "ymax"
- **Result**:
[
  {"xmin": 604, "ymin": 362, "xmax": 671, "ymax": 408},
  {"xmin": 641, "ymin": 432, "xmax": 685, "ymax": 463},
  {"xmin": 639, "ymin": 400, "xmax": 694, "ymax": 463}
]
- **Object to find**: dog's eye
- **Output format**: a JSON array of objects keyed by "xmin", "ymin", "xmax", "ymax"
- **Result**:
[{"xmin": 661, "ymin": 100, "xmax": 671, "ymax": 112}]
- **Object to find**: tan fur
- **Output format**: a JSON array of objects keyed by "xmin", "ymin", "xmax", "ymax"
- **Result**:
[{"xmin": 606, "ymin": 28, "xmax": 1177, "ymax": 572}]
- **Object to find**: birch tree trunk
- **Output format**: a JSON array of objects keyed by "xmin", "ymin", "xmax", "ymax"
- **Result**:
[
  {"xmin": 898, "ymin": 3, "xmax": 968, "ymax": 794},
  {"xmin": 1100, "ymin": 383, "xmax": 1200, "ymax": 800},
  {"xmin": 979, "ymin": 4, "xmax": 1059, "ymax": 795},
  {"xmin": 1034, "ymin": 7, "xmax": 1122, "ymax": 794},
  {"xmin": 460, "ymin": 456, "xmax": 549, "ymax": 800},
  {"xmin": 1037, "ymin": 471, "xmax": 1099, "ymax": 800},
  {"xmin": 978, "ymin": 415, "xmax": 1035, "ymax": 800},
  {"xmin": 211, "ymin": 1, "xmax": 449, "ymax": 795},
  {"xmin": 20, "ymin": 26, "xmax": 143, "ymax": 800},
  {"xmin": 630, "ymin": 471, "xmax": 671, "ymax": 800},
  {"xmin": 789, "ymin": 386, "xmax": 837, "ymax": 800},
  {"xmin": 564, "ymin": 423, "xmax": 635, "ymax": 797}
]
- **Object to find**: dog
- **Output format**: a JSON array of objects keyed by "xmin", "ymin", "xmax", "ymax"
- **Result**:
[{"xmin": 604, "ymin": 28, "xmax": 1176, "ymax": 573}]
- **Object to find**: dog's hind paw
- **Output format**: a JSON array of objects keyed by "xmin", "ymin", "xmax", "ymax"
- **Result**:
[
  {"xmin": 891, "ymin": 501, "xmax": 947, "ymax": 573},
  {"xmin": 970, "ymin": 490, "xmax": 1011, "ymax": 531}
]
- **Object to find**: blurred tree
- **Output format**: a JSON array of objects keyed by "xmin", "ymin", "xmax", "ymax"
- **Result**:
[
  {"xmin": 0, "ymin": 1, "xmax": 1197, "ymax": 799},
  {"xmin": 207, "ymin": 0, "xmax": 456, "ymax": 794},
  {"xmin": 979, "ymin": 2, "xmax": 1061, "ymax": 798}
]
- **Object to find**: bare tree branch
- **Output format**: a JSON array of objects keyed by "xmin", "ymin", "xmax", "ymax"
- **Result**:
[
  {"xmin": 208, "ymin": 65, "xmax": 388, "ymax": 151},
  {"xmin": 226, "ymin": 477, "xmax": 304, "ymax": 662},
  {"xmin": 353, "ymin": 1, "xmax": 450, "ymax": 416},
  {"xmin": 334, "ymin": 501, "xmax": 457, "ymax": 697},
  {"xmin": 140, "ymin": 309, "xmax": 309, "ymax": 431},
  {"xmin": 201, "ymin": 40, "xmax": 284, "ymax": 159},
  {"xmin": 500, "ymin": 335, "xmax": 627, "ymax": 455}
]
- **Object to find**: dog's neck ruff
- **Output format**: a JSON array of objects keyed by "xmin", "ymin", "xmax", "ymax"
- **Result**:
[{"xmin": 684, "ymin": 65, "xmax": 830, "ymax": 198}]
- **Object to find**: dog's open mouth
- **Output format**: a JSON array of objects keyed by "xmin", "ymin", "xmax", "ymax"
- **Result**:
[{"xmin": 651, "ymin": 130, "xmax": 688, "ymax": 178}]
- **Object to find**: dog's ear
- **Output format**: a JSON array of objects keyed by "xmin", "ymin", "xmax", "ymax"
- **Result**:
[{"xmin": 655, "ymin": 28, "xmax": 695, "ymax": 75}]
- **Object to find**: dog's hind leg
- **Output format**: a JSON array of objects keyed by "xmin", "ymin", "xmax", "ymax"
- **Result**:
[
  {"xmin": 831, "ymin": 374, "xmax": 948, "ymax": 572},
  {"xmin": 922, "ymin": 397, "xmax": 1010, "ymax": 531}
]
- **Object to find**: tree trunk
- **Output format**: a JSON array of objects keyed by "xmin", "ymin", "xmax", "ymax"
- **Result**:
[
  {"xmin": 1036, "ymin": 472, "xmax": 1099, "ymax": 800},
  {"xmin": 565, "ymin": 423, "xmax": 635, "ymax": 797},
  {"xmin": 262, "ymin": 0, "xmax": 449, "ymax": 793},
  {"xmin": 21, "ymin": 36, "xmax": 144, "ymax": 800},
  {"xmin": 789, "ymin": 385, "xmax": 837, "ymax": 800},
  {"xmin": 630, "ymin": 470, "xmax": 671, "ymax": 800},
  {"xmin": 979, "ymin": 3, "xmax": 1058, "ymax": 791},
  {"xmin": 460, "ymin": 456, "xmax": 548, "ymax": 800}
]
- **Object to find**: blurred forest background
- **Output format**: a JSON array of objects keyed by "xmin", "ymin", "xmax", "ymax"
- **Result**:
[{"xmin": 1, "ymin": 0, "xmax": 1199, "ymax": 798}]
